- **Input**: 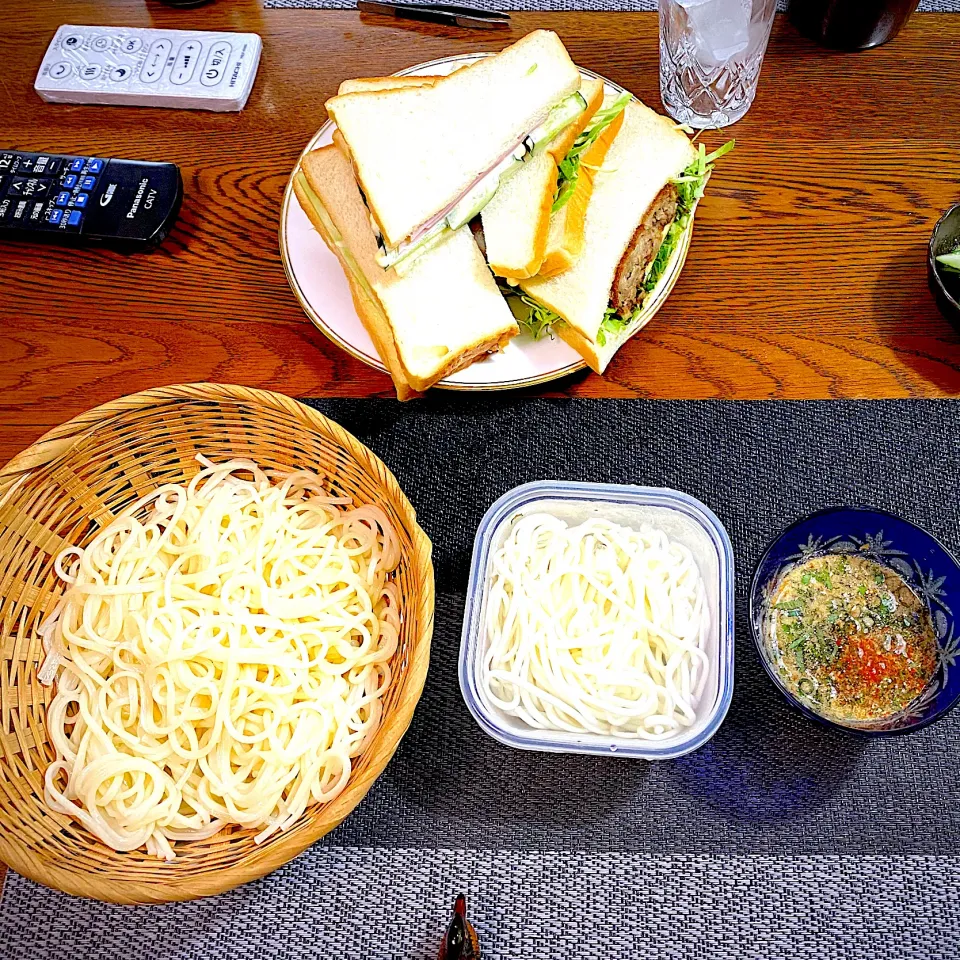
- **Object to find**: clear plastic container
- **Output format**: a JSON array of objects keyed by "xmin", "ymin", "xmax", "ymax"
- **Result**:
[{"xmin": 459, "ymin": 481, "xmax": 735, "ymax": 759}]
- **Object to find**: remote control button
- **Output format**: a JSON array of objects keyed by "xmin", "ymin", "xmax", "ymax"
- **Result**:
[
  {"xmin": 110, "ymin": 65, "xmax": 132, "ymax": 83},
  {"xmin": 55, "ymin": 191, "xmax": 71, "ymax": 207},
  {"xmin": 171, "ymin": 40, "xmax": 202, "ymax": 85},
  {"xmin": 61, "ymin": 174, "xmax": 78, "ymax": 189},
  {"xmin": 32, "ymin": 156, "xmax": 61, "ymax": 176},
  {"xmin": 121, "ymin": 37, "xmax": 143, "ymax": 54},
  {"xmin": 73, "ymin": 193, "xmax": 90, "ymax": 208},
  {"xmin": 201, "ymin": 41, "xmax": 233, "ymax": 87},
  {"xmin": 48, "ymin": 208, "xmax": 63, "ymax": 225},
  {"xmin": 141, "ymin": 38, "xmax": 172, "ymax": 83},
  {"xmin": 69, "ymin": 158, "xmax": 85, "ymax": 173},
  {"xmin": 10, "ymin": 199, "xmax": 30, "ymax": 222},
  {"xmin": 79, "ymin": 64, "xmax": 103, "ymax": 81},
  {"xmin": 0, "ymin": 154, "xmax": 15, "ymax": 172},
  {"xmin": 0, "ymin": 198, "xmax": 13, "ymax": 222},
  {"xmin": 48, "ymin": 61, "xmax": 73, "ymax": 81},
  {"xmin": 28, "ymin": 201, "xmax": 45, "ymax": 223},
  {"xmin": 61, "ymin": 33, "xmax": 84, "ymax": 50},
  {"xmin": 9, "ymin": 178, "xmax": 50, "ymax": 199},
  {"xmin": 67, "ymin": 209, "xmax": 83, "ymax": 228},
  {"xmin": 80, "ymin": 176, "xmax": 97, "ymax": 191},
  {"xmin": 92, "ymin": 36, "xmax": 112, "ymax": 53},
  {"xmin": 87, "ymin": 159, "xmax": 104, "ymax": 174}
]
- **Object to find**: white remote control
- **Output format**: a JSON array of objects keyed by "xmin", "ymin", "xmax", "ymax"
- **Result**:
[{"xmin": 35, "ymin": 25, "xmax": 262, "ymax": 112}]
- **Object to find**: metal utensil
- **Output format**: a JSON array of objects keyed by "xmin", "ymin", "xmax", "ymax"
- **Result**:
[{"xmin": 357, "ymin": 0, "xmax": 509, "ymax": 30}]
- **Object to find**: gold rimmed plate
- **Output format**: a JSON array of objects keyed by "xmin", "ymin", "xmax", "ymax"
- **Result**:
[{"xmin": 279, "ymin": 55, "xmax": 693, "ymax": 392}]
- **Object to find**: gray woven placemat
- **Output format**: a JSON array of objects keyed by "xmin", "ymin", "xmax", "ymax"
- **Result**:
[
  {"xmin": 266, "ymin": 0, "xmax": 959, "ymax": 11},
  {"xmin": 3, "ymin": 852, "xmax": 959, "ymax": 960},
  {"xmin": 4, "ymin": 399, "xmax": 960, "ymax": 959}
]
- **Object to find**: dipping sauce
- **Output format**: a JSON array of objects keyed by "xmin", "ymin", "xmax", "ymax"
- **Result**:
[{"xmin": 769, "ymin": 553, "xmax": 938, "ymax": 724}]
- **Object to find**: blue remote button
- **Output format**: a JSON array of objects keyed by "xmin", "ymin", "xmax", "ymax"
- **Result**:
[
  {"xmin": 86, "ymin": 159, "xmax": 104, "ymax": 174},
  {"xmin": 48, "ymin": 208, "xmax": 63, "ymax": 225},
  {"xmin": 73, "ymin": 193, "xmax": 89, "ymax": 208},
  {"xmin": 55, "ymin": 191, "xmax": 71, "ymax": 207},
  {"xmin": 69, "ymin": 158, "xmax": 85, "ymax": 172},
  {"xmin": 61, "ymin": 174, "xmax": 77, "ymax": 188},
  {"xmin": 67, "ymin": 209, "xmax": 83, "ymax": 227},
  {"xmin": 80, "ymin": 176, "xmax": 96, "ymax": 191}
]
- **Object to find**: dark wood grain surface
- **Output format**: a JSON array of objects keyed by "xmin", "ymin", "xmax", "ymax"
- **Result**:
[{"xmin": 1, "ymin": 0, "xmax": 960, "ymax": 465}]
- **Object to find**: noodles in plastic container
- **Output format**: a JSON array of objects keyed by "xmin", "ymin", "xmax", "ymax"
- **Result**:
[
  {"xmin": 37, "ymin": 456, "xmax": 400, "ymax": 860},
  {"xmin": 481, "ymin": 513, "xmax": 708, "ymax": 740}
]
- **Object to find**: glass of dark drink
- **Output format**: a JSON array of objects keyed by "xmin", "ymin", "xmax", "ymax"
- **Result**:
[{"xmin": 789, "ymin": 0, "xmax": 920, "ymax": 50}]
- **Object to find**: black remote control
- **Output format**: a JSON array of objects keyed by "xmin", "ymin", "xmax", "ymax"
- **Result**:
[{"xmin": 0, "ymin": 150, "xmax": 183, "ymax": 252}]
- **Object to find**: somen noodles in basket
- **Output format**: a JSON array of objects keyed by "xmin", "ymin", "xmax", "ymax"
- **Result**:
[{"xmin": 38, "ymin": 455, "xmax": 401, "ymax": 860}]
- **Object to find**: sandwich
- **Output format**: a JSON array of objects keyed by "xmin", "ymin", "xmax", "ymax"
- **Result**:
[
  {"xmin": 293, "ymin": 144, "xmax": 518, "ymax": 399},
  {"xmin": 510, "ymin": 99, "xmax": 733, "ymax": 372},
  {"xmin": 481, "ymin": 83, "xmax": 630, "ymax": 282},
  {"xmin": 324, "ymin": 30, "xmax": 587, "ymax": 270}
]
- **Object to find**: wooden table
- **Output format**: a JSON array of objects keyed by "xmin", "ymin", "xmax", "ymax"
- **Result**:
[{"xmin": 1, "ymin": 0, "xmax": 959, "ymax": 466}]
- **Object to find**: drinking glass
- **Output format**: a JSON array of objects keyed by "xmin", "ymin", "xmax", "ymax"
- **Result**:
[{"xmin": 659, "ymin": 0, "xmax": 776, "ymax": 129}]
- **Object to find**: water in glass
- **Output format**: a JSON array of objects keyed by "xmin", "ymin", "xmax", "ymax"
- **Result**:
[{"xmin": 659, "ymin": 0, "xmax": 776, "ymax": 128}]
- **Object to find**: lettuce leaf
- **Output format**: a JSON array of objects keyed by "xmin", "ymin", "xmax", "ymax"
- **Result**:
[
  {"xmin": 552, "ymin": 92, "xmax": 631, "ymax": 214},
  {"xmin": 596, "ymin": 307, "xmax": 633, "ymax": 348},
  {"xmin": 498, "ymin": 279, "xmax": 563, "ymax": 340},
  {"xmin": 642, "ymin": 139, "xmax": 735, "ymax": 294}
]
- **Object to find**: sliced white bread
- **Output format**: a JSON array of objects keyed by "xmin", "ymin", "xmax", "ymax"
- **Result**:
[
  {"xmin": 325, "ymin": 30, "xmax": 581, "ymax": 249},
  {"xmin": 519, "ymin": 100, "xmax": 696, "ymax": 372},
  {"xmin": 294, "ymin": 153, "xmax": 416, "ymax": 400},
  {"xmin": 481, "ymin": 77, "xmax": 604, "ymax": 281},
  {"xmin": 295, "ymin": 145, "xmax": 518, "ymax": 394}
]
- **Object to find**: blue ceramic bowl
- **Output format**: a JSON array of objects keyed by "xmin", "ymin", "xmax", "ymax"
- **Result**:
[{"xmin": 750, "ymin": 507, "xmax": 960, "ymax": 735}]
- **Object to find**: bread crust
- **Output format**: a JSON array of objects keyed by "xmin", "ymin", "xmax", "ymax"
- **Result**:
[
  {"xmin": 293, "ymin": 173, "xmax": 418, "ymax": 401},
  {"xmin": 554, "ymin": 319, "xmax": 604, "ymax": 374},
  {"xmin": 337, "ymin": 76, "xmax": 440, "ymax": 95},
  {"xmin": 537, "ymin": 105, "xmax": 624, "ymax": 278}
]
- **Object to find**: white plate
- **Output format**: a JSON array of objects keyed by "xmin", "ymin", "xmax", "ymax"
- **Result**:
[{"xmin": 279, "ymin": 55, "xmax": 692, "ymax": 392}]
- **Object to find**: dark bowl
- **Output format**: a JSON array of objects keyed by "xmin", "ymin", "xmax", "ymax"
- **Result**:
[
  {"xmin": 928, "ymin": 203, "xmax": 960, "ymax": 328},
  {"xmin": 750, "ymin": 506, "xmax": 960, "ymax": 736}
]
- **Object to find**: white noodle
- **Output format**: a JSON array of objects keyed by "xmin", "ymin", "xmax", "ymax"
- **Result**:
[
  {"xmin": 481, "ymin": 514, "xmax": 708, "ymax": 740},
  {"xmin": 38, "ymin": 456, "xmax": 401, "ymax": 859}
]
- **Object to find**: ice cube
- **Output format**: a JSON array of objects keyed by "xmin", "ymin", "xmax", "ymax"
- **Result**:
[{"xmin": 687, "ymin": 0, "xmax": 751, "ymax": 64}]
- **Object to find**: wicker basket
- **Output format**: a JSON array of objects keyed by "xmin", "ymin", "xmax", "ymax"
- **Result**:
[{"xmin": 0, "ymin": 384, "xmax": 434, "ymax": 905}]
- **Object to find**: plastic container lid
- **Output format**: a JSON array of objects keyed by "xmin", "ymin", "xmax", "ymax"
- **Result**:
[{"xmin": 458, "ymin": 480, "xmax": 735, "ymax": 760}]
